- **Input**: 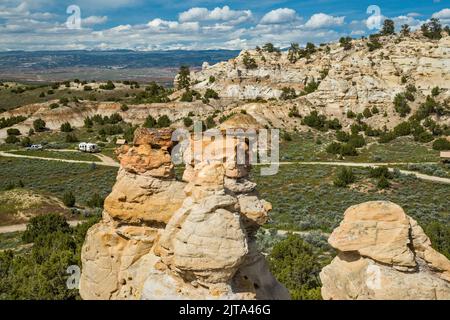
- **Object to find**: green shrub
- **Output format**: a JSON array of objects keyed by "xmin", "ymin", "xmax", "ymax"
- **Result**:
[
  {"xmin": 243, "ymin": 52, "xmax": 257, "ymax": 69},
  {"xmin": 204, "ymin": 88, "xmax": 219, "ymax": 100},
  {"xmin": 33, "ymin": 118, "xmax": 46, "ymax": 132},
  {"xmin": 326, "ymin": 142, "xmax": 357, "ymax": 156},
  {"xmin": 431, "ymin": 86, "xmax": 440, "ymax": 97},
  {"xmin": 393, "ymin": 94, "xmax": 411, "ymax": 117},
  {"xmin": 346, "ymin": 110, "xmax": 356, "ymax": 119},
  {"xmin": 267, "ymin": 235, "xmax": 323, "ymax": 300},
  {"xmin": 363, "ymin": 107, "xmax": 372, "ymax": 118},
  {"xmin": 339, "ymin": 37, "xmax": 353, "ymax": 50},
  {"xmin": 432, "ymin": 138, "xmax": 450, "ymax": 151},
  {"xmin": 121, "ymin": 104, "xmax": 129, "ymax": 112},
  {"xmin": 381, "ymin": 19, "xmax": 395, "ymax": 35},
  {"xmin": 84, "ymin": 117, "xmax": 93, "ymax": 128},
  {"xmin": 369, "ymin": 166, "xmax": 393, "ymax": 179},
  {"xmin": 204, "ymin": 116, "xmax": 216, "ymax": 129},
  {"xmin": 421, "ymin": 18, "xmax": 442, "ymax": 40},
  {"xmin": 371, "ymin": 106, "xmax": 379, "ymax": 114},
  {"xmin": 99, "ymin": 81, "xmax": 115, "ymax": 90},
  {"xmin": 336, "ymin": 131, "xmax": 350, "ymax": 142},
  {"xmin": 5, "ymin": 135, "xmax": 19, "ymax": 144},
  {"xmin": 283, "ymin": 132, "xmax": 292, "ymax": 141},
  {"xmin": 340, "ymin": 143, "xmax": 358, "ymax": 156},
  {"xmin": 280, "ymin": 87, "xmax": 297, "ymax": 100},
  {"xmin": 143, "ymin": 115, "xmax": 156, "ymax": 128},
  {"xmin": 326, "ymin": 118, "xmax": 342, "ymax": 130},
  {"xmin": 379, "ymin": 131, "xmax": 396, "ymax": 143},
  {"xmin": 303, "ymin": 111, "xmax": 326, "ymax": 131},
  {"xmin": 63, "ymin": 191, "xmax": 76, "ymax": 207},
  {"xmin": 302, "ymin": 80, "xmax": 319, "ymax": 95},
  {"xmin": 348, "ymin": 133, "xmax": 366, "ymax": 148},
  {"xmin": 334, "ymin": 167, "xmax": 356, "ymax": 187},
  {"xmin": 424, "ymin": 222, "xmax": 450, "ymax": 259},
  {"xmin": 86, "ymin": 193, "xmax": 105, "ymax": 208},
  {"xmin": 180, "ymin": 90, "xmax": 194, "ymax": 102},
  {"xmin": 157, "ymin": 115, "xmax": 171, "ymax": 128},
  {"xmin": 393, "ymin": 122, "xmax": 411, "ymax": 136},
  {"xmin": 6, "ymin": 128, "xmax": 20, "ymax": 136},
  {"xmin": 22, "ymin": 213, "xmax": 71, "ymax": 243},
  {"xmin": 20, "ymin": 136, "xmax": 31, "ymax": 147},
  {"xmin": 415, "ymin": 131, "xmax": 434, "ymax": 143},
  {"xmin": 49, "ymin": 103, "xmax": 60, "ymax": 109},
  {"xmin": 59, "ymin": 97, "xmax": 69, "ymax": 106},
  {"xmin": 183, "ymin": 117, "xmax": 193, "ymax": 127},
  {"xmin": 365, "ymin": 126, "xmax": 381, "ymax": 137},
  {"xmin": 404, "ymin": 91, "xmax": 415, "ymax": 102},
  {"xmin": 406, "ymin": 84, "xmax": 417, "ymax": 93},
  {"xmin": 0, "ymin": 116, "xmax": 27, "ymax": 129},
  {"xmin": 65, "ymin": 133, "xmax": 78, "ymax": 143},
  {"xmin": 367, "ymin": 35, "xmax": 382, "ymax": 51},
  {"xmin": 177, "ymin": 66, "xmax": 191, "ymax": 89},
  {"xmin": 262, "ymin": 43, "xmax": 280, "ymax": 53},
  {"xmin": 414, "ymin": 96, "xmax": 441, "ymax": 121},
  {"xmin": 326, "ymin": 142, "xmax": 342, "ymax": 154},
  {"xmin": 377, "ymin": 176, "xmax": 391, "ymax": 189},
  {"xmin": 60, "ymin": 122, "xmax": 73, "ymax": 132}
]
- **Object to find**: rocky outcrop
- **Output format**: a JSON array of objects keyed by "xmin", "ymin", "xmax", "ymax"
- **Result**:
[
  {"xmin": 79, "ymin": 128, "xmax": 289, "ymax": 300},
  {"xmin": 190, "ymin": 33, "xmax": 450, "ymax": 131},
  {"xmin": 79, "ymin": 128, "xmax": 186, "ymax": 300},
  {"xmin": 320, "ymin": 201, "xmax": 450, "ymax": 300}
]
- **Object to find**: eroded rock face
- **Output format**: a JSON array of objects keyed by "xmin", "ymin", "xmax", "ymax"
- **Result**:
[
  {"xmin": 79, "ymin": 129, "xmax": 185, "ymax": 300},
  {"xmin": 80, "ymin": 128, "xmax": 290, "ymax": 300},
  {"xmin": 320, "ymin": 201, "xmax": 450, "ymax": 300},
  {"xmin": 143, "ymin": 132, "xmax": 289, "ymax": 300}
]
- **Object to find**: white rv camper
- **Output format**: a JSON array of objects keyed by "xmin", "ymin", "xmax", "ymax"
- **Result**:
[{"xmin": 78, "ymin": 142, "xmax": 100, "ymax": 153}]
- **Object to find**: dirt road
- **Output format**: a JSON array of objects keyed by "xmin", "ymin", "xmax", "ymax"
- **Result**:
[
  {"xmin": 255, "ymin": 161, "xmax": 450, "ymax": 184},
  {"xmin": 0, "ymin": 150, "xmax": 120, "ymax": 167}
]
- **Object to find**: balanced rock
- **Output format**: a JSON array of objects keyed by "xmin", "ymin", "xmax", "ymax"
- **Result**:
[
  {"xmin": 320, "ymin": 201, "xmax": 450, "ymax": 300},
  {"xmin": 80, "ymin": 128, "xmax": 290, "ymax": 300},
  {"xmin": 144, "ymin": 131, "xmax": 289, "ymax": 299}
]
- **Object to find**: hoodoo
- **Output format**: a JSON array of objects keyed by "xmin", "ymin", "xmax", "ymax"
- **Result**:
[{"xmin": 79, "ymin": 128, "xmax": 290, "ymax": 300}]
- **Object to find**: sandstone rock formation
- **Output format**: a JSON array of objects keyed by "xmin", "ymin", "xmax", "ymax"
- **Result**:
[
  {"xmin": 190, "ymin": 33, "xmax": 450, "ymax": 131},
  {"xmin": 320, "ymin": 201, "xmax": 450, "ymax": 300},
  {"xmin": 79, "ymin": 128, "xmax": 289, "ymax": 300}
]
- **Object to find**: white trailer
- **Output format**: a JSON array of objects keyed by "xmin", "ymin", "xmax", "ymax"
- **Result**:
[{"xmin": 78, "ymin": 142, "xmax": 100, "ymax": 153}]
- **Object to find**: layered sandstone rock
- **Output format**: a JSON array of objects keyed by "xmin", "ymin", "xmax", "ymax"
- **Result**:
[
  {"xmin": 189, "ymin": 33, "xmax": 450, "ymax": 131},
  {"xmin": 320, "ymin": 201, "xmax": 450, "ymax": 300},
  {"xmin": 142, "ymin": 132, "xmax": 289, "ymax": 299},
  {"xmin": 80, "ymin": 128, "xmax": 289, "ymax": 300}
]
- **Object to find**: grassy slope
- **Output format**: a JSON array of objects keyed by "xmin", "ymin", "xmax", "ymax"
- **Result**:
[
  {"xmin": 0, "ymin": 84, "xmax": 140, "ymax": 112},
  {"xmin": 281, "ymin": 133, "xmax": 440, "ymax": 163},
  {"xmin": 252, "ymin": 164, "xmax": 449, "ymax": 233},
  {"xmin": 0, "ymin": 157, "xmax": 117, "ymax": 206}
]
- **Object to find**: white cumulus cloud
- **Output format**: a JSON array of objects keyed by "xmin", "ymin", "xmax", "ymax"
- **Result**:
[
  {"xmin": 304, "ymin": 13, "xmax": 345, "ymax": 29},
  {"xmin": 432, "ymin": 8, "xmax": 450, "ymax": 19},
  {"xmin": 432, "ymin": 8, "xmax": 450, "ymax": 24},
  {"xmin": 82, "ymin": 16, "xmax": 108, "ymax": 26},
  {"xmin": 259, "ymin": 8, "xmax": 298, "ymax": 25},
  {"xmin": 179, "ymin": 6, "xmax": 252, "ymax": 25}
]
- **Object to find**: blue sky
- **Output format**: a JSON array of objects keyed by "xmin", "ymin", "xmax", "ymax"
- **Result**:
[{"xmin": 0, "ymin": 0, "xmax": 449, "ymax": 50}]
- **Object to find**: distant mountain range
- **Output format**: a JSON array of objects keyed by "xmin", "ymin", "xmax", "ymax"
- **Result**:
[{"xmin": 0, "ymin": 50, "xmax": 241, "ymax": 70}]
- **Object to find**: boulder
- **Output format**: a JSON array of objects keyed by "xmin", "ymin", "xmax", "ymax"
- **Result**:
[{"xmin": 320, "ymin": 201, "xmax": 450, "ymax": 300}]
